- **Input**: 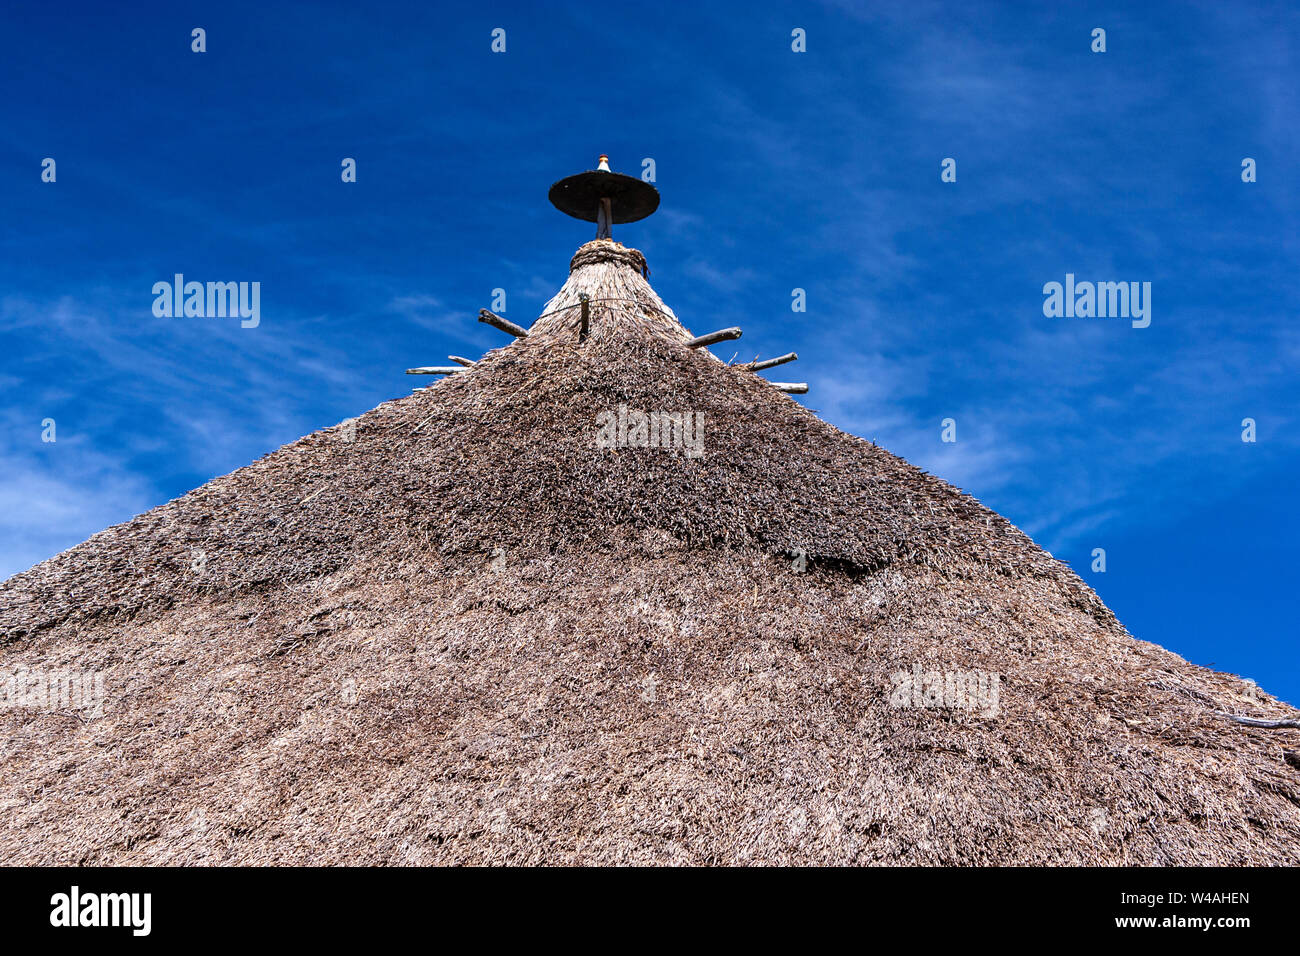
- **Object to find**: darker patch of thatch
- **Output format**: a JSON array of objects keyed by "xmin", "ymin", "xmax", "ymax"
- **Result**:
[{"xmin": 1, "ymin": 241, "xmax": 1297, "ymax": 864}]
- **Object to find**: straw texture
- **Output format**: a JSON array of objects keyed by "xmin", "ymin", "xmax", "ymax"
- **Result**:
[{"xmin": 1, "ymin": 241, "xmax": 1297, "ymax": 865}]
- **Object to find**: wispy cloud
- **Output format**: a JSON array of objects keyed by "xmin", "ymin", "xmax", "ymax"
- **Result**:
[{"xmin": 0, "ymin": 432, "xmax": 155, "ymax": 580}]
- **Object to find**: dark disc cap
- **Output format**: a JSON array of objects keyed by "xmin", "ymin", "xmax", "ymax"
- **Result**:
[{"xmin": 548, "ymin": 170, "xmax": 660, "ymax": 223}]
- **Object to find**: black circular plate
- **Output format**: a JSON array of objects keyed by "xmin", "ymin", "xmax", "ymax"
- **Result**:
[{"xmin": 548, "ymin": 170, "xmax": 660, "ymax": 223}]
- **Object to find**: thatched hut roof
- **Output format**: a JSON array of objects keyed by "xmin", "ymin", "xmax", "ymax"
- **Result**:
[{"xmin": 2, "ymin": 239, "xmax": 1298, "ymax": 864}]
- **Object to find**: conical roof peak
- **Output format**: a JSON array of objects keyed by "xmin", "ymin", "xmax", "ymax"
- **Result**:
[{"xmin": 530, "ymin": 239, "xmax": 691, "ymax": 345}]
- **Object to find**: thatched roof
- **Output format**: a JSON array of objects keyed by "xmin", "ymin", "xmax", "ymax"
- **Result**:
[{"xmin": 2, "ymin": 239, "xmax": 1298, "ymax": 864}]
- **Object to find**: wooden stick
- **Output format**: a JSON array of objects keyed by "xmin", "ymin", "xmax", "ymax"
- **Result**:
[
  {"xmin": 406, "ymin": 366, "xmax": 462, "ymax": 375},
  {"xmin": 479, "ymin": 309, "xmax": 528, "ymax": 338},
  {"xmin": 448, "ymin": 355, "xmax": 476, "ymax": 367},
  {"xmin": 770, "ymin": 382, "xmax": 808, "ymax": 394},
  {"xmin": 687, "ymin": 327, "xmax": 742, "ymax": 348},
  {"xmin": 754, "ymin": 352, "xmax": 798, "ymax": 371},
  {"xmin": 579, "ymin": 294, "xmax": 590, "ymax": 342},
  {"xmin": 1216, "ymin": 712, "xmax": 1300, "ymax": 729}
]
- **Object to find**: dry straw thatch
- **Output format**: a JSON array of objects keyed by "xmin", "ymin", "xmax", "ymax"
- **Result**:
[{"xmin": 2, "ymin": 240, "xmax": 1298, "ymax": 865}]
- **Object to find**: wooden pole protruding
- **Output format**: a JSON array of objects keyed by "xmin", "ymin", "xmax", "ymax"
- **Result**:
[
  {"xmin": 596, "ymin": 197, "xmax": 613, "ymax": 240},
  {"xmin": 478, "ymin": 309, "xmax": 528, "ymax": 338},
  {"xmin": 448, "ymin": 355, "xmax": 476, "ymax": 367},
  {"xmin": 770, "ymin": 382, "xmax": 808, "ymax": 394},
  {"xmin": 753, "ymin": 352, "xmax": 798, "ymax": 371},
  {"xmin": 1217, "ymin": 712, "xmax": 1300, "ymax": 729},
  {"xmin": 406, "ymin": 366, "xmax": 463, "ymax": 375},
  {"xmin": 687, "ymin": 327, "xmax": 742, "ymax": 349}
]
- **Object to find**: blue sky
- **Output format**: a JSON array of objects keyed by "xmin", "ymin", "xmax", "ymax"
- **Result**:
[{"xmin": 3, "ymin": 2, "xmax": 1297, "ymax": 699}]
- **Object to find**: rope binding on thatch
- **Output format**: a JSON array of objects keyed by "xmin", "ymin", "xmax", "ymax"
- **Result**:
[{"xmin": 570, "ymin": 243, "xmax": 649, "ymax": 278}]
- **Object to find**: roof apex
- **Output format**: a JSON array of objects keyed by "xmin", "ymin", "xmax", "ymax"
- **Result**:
[{"xmin": 530, "ymin": 240, "xmax": 691, "ymax": 344}]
